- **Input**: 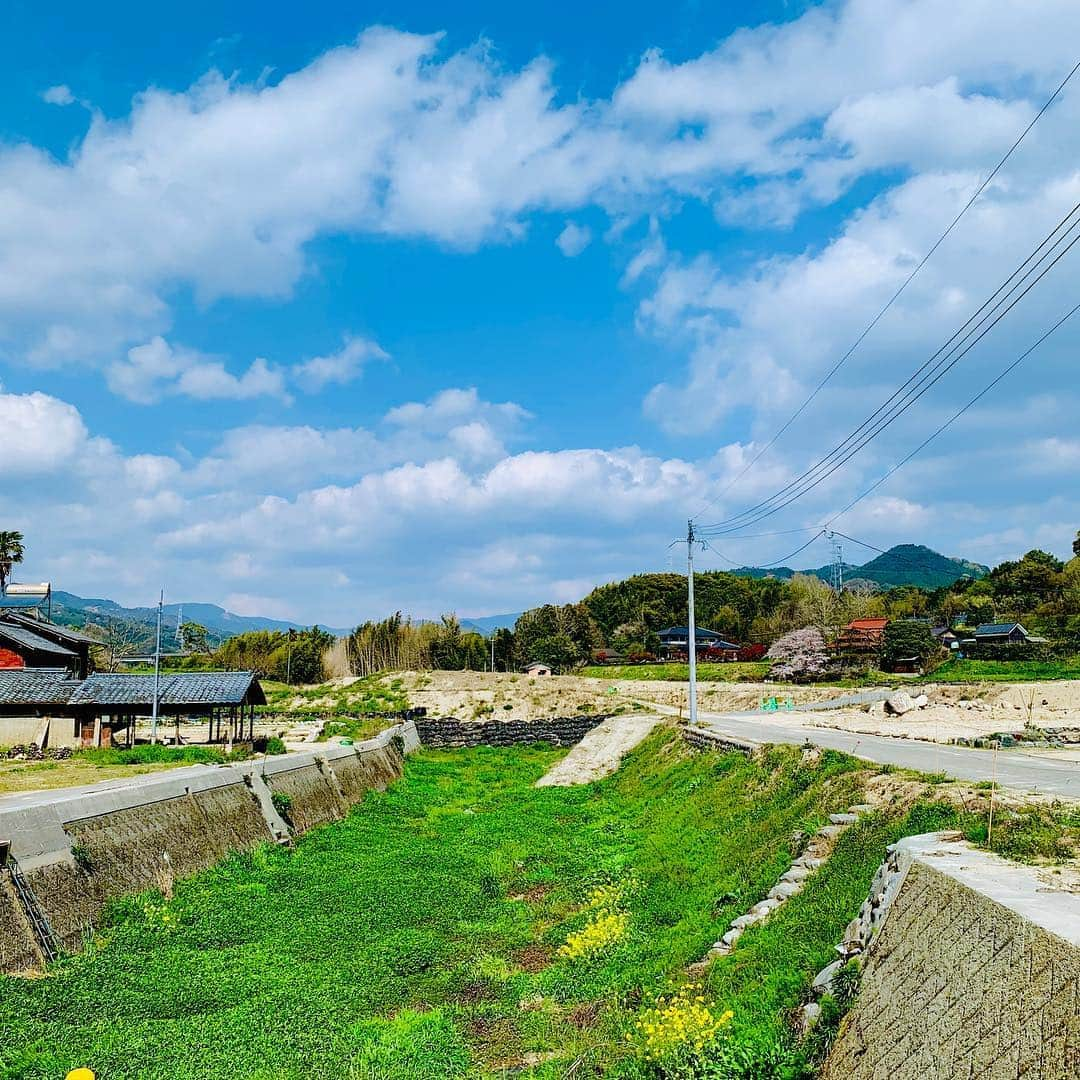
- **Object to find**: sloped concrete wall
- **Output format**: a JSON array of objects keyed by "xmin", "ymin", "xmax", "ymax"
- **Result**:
[
  {"xmin": 824, "ymin": 835, "xmax": 1080, "ymax": 1080},
  {"xmin": 0, "ymin": 722, "xmax": 416, "ymax": 973},
  {"xmin": 0, "ymin": 875, "xmax": 42, "ymax": 973}
]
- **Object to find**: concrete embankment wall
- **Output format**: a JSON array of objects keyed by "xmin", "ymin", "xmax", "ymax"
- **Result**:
[
  {"xmin": 414, "ymin": 714, "xmax": 610, "ymax": 748},
  {"xmin": 0, "ymin": 722, "xmax": 419, "ymax": 974},
  {"xmin": 824, "ymin": 834, "xmax": 1080, "ymax": 1080}
]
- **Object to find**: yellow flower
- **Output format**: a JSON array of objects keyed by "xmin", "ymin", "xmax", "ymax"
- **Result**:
[{"xmin": 628, "ymin": 986, "xmax": 733, "ymax": 1067}]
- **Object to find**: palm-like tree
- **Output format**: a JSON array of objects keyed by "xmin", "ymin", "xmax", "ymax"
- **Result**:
[{"xmin": 0, "ymin": 531, "xmax": 25, "ymax": 595}]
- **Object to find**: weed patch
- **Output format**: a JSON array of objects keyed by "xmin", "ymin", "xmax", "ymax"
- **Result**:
[{"xmin": 0, "ymin": 736, "xmax": 954, "ymax": 1078}]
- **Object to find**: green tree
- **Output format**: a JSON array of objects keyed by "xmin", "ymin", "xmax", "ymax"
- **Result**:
[
  {"xmin": 881, "ymin": 620, "xmax": 937, "ymax": 669},
  {"xmin": 1074, "ymin": 530, "xmax": 1080, "ymax": 559},
  {"xmin": 0, "ymin": 530, "xmax": 25, "ymax": 594},
  {"xmin": 491, "ymin": 627, "xmax": 515, "ymax": 672},
  {"xmin": 513, "ymin": 603, "xmax": 601, "ymax": 672},
  {"xmin": 180, "ymin": 621, "xmax": 210, "ymax": 653}
]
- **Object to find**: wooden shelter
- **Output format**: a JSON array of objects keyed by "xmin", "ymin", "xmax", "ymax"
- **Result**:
[{"xmin": 0, "ymin": 669, "xmax": 266, "ymax": 748}]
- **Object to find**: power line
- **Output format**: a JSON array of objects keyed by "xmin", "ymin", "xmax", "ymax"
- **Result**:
[
  {"xmin": 826, "ymin": 298, "xmax": 1080, "ymax": 525},
  {"xmin": 701, "ymin": 200, "xmax": 1080, "ymax": 531},
  {"xmin": 691, "ymin": 57, "xmax": 1080, "ymax": 524},
  {"xmin": 699, "ymin": 201, "xmax": 1080, "ymax": 534},
  {"xmin": 702, "ymin": 529, "xmax": 827, "ymax": 569}
]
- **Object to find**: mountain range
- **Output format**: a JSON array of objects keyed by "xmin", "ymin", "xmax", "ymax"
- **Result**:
[
  {"xmin": 35, "ymin": 545, "xmax": 985, "ymax": 647},
  {"xmin": 730, "ymin": 544, "xmax": 989, "ymax": 589},
  {"xmin": 47, "ymin": 592, "xmax": 352, "ymax": 644}
]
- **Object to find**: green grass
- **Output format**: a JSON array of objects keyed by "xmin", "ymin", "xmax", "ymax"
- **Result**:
[
  {"xmin": 929, "ymin": 657, "xmax": 1080, "ymax": 682},
  {"xmin": 580, "ymin": 662, "xmax": 773, "ymax": 682},
  {"xmin": 0, "ymin": 736, "xmax": 959, "ymax": 1079},
  {"xmin": 75, "ymin": 745, "xmax": 231, "ymax": 767}
]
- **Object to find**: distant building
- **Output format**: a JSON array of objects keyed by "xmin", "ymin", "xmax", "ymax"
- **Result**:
[
  {"xmin": 972, "ymin": 622, "xmax": 1045, "ymax": 645},
  {"xmin": 524, "ymin": 662, "xmax": 552, "ymax": 676},
  {"xmin": 0, "ymin": 613, "xmax": 95, "ymax": 678},
  {"xmin": 931, "ymin": 627, "xmax": 962, "ymax": 651},
  {"xmin": 657, "ymin": 626, "xmax": 739, "ymax": 659},
  {"xmin": 836, "ymin": 618, "xmax": 888, "ymax": 651}
]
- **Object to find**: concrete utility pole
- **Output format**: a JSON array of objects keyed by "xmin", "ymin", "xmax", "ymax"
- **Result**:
[
  {"xmin": 150, "ymin": 588, "xmax": 163, "ymax": 744},
  {"xmin": 686, "ymin": 520, "xmax": 698, "ymax": 727},
  {"xmin": 490, "ymin": 633, "xmax": 496, "ymax": 673}
]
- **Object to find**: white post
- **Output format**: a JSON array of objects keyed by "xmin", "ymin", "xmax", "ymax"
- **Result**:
[
  {"xmin": 491, "ymin": 634, "xmax": 496, "ymax": 673},
  {"xmin": 151, "ymin": 588, "xmax": 163, "ymax": 744},
  {"xmin": 687, "ymin": 520, "xmax": 698, "ymax": 727}
]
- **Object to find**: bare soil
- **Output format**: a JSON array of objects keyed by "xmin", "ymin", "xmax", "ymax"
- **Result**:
[{"xmin": 393, "ymin": 671, "xmax": 1080, "ymax": 745}]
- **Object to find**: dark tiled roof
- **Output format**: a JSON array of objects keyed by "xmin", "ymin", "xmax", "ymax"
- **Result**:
[
  {"xmin": 7, "ymin": 614, "xmax": 99, "ymax": 645},
  {"xmin": 0, "ymin": 622, "xmax": 77, "ymax": 657},
  {"xmin": 68, "ymin": 671, "xmax": 265, "ymax": 708},
  {"xmin": 0, "ymin": 670, "xmax": 81, "ymax": 705},
  {"xmin": 974, "ymin": 622, "xmax": 1025, "ymax": 637},
  {"xmin": 658, "ymin": 626, "xmax": 726, "ymax": 640}
]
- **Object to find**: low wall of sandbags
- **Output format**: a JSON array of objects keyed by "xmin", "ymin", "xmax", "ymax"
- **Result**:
[{"xmin": 413, "ymin": 714, "xmax": 611, "ymax": 748}]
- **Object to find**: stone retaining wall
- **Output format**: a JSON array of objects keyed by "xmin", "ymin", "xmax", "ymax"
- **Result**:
[
  {"xmin": 0, "ymin": 722, "xmax": 418, "ymax": 974},
  {"xmin": 823, "ymin": 834, "xmax": 1080, "ymax": 1080},
  {"xmin": 680, "ymin": 724, "xmax": 760, "ymax": 755},
  {"xmin": 414, "ymin": 714, "xmax": 610, "ymax": 748}
]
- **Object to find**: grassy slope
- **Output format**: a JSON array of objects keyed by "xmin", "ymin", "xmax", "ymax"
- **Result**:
[
  {"xmin": 929, "ymin": 657, "xmax": 1080, "ymax": 682},
  {"xmin": 580, "ymin": 663, "xmax": 773, "ymax": 682},
  {"xmin": 583, "ymin": 658, "xmax": 1080, "ymax": 687},
  {"xmin": 0, "ymin": 746, "xmax": 230, "ymax": 796},
  {"xmin": 0, "ymin": 736, "xmax": 954, "ymax": 1079}
]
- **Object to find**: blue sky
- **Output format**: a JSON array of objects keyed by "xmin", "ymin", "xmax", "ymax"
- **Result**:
[{"xmin": 2, "ymin": 0, "xmax": 1079, "ymax": 625}]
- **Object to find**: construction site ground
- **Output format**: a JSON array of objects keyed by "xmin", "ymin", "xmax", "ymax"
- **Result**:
[{"xmin": 389, "ymin": 670, "xmax": 1080, "ymax": 744}]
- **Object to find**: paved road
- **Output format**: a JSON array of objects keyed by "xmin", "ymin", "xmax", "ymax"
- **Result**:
[{"xmin": 694, "ymin": 709, "xmax": 1080, "ymax": 799}]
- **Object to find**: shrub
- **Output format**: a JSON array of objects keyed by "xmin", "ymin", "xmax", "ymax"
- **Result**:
[
  {"xmin": 77, "ymin": 745, "xmax": 226, "ymax": 767},
  {"xmin": 270, "ymin": 791, "xmax": 293, "ymax": 823},
  {"xmin": 737, "ymin": 643, "xmax": 767, "ymax": 662},
  {"xmin": 264, "ymin": 737, "xmax": 287, "ymax": 756},
  {"xmin": 70, "ymin": 842, "xmax": 95, "ymax": 874}
]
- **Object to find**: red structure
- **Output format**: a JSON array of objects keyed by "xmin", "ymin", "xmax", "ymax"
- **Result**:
[
  {"xmin": 836, "ymin": 618, "xmax": 888, "ymax": 652},
  {"xmin": 0, "ymin": 648, "xmax": 25, "ymax": 669}
]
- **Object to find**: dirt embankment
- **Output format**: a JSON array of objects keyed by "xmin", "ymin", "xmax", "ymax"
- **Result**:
[{"xmin": 389, "ymin": 671, "xmax": 1080, "ymax": 745}]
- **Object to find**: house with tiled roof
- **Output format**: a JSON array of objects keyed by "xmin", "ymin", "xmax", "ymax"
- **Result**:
[
  {"xmin": 836, "ymin": 617, "xmax": 888, "ymax": 651},
  {"xmin": 972, "ymin": 622, "xmax": 1046, "ymax": 645}
]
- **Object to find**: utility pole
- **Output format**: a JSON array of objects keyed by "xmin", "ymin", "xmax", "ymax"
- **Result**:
[
  {"xmin": 686, "ymin": 520, "xmax": 698, "ymax": 727},
  {"xmin": 151, "ymin": 588, "xmax": 163, "ymax": 744},
  {"xmin": 286, "ymin": 628, "xmax": 296, "ymax": 685},
  {"xmin": 827, "ymin": 531, "xmax": 844, "ymax": 594},
  {"xmin": 490, "ymin": 634, "xmax": 496, "ymax": 673}
]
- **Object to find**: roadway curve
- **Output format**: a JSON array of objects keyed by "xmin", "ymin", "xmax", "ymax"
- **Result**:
[{"xmin": 693, "ymin": 708, "xmax": 1080, "ymax": 799}]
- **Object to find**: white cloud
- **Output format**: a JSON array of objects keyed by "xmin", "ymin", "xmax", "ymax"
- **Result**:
[
  {"xmin": 294, "ymin": 336, "xmax": 388, "ymax": 391},
  {"xmin": 556, "ymin": 222, "xmax": 591, "ymax": 256},
  {"xmin": 0, "ymin": 388, "xmax": 90, "ymax": 474},
  {"xmin": 107, "ymin": 336, "xmax": 290, "ymax": 404},
  {"xmin": 8, "ymin": 4, "xmax": 1080, "ymax": 378},
  {"xmin": 41, "ymin": 85, "xmax": 75, "ymax": 106},
  {"xmin": 2, "ymin": 380, "xmax": 1075, "ymax": 624}
]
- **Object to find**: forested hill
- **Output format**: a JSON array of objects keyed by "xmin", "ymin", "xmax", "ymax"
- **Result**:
[
  {"xmin": 730, "ymin": 544, "xmax": 988, "ymax": 590},
  {"xmin": 49, "ymin": 591, "xmax": 350, "ymax": 643}
]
